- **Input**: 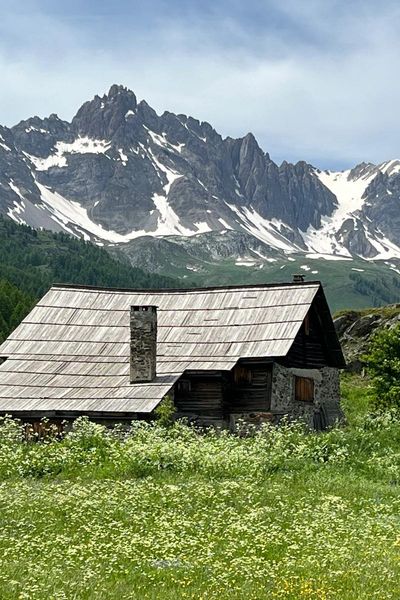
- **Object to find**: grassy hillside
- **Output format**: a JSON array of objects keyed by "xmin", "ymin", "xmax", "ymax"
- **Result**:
[
  {"xmin": 190, "ymin": 255, "xmax": 400, "ymax": 312},
  {"xmin": 0, "ymin": 377, "xmax": 399, "ymax": 600},
  {"xmin": 114, "ymin": 236, "xmax": 400, "ymax": 312}
]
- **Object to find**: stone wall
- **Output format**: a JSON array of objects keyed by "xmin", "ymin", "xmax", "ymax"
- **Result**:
[
  {"xmin": 270, "ymin": 363, "xmax": 342, "ymax": 429},
  {"xmin": 130, "ymin": 306, "xmax": 157, "ymax": 383}
]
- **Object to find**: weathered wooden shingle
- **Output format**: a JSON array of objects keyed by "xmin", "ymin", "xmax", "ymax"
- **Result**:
[{"xmin": 0, "ymin": 281, "xmax": 323, "ymax": 414}]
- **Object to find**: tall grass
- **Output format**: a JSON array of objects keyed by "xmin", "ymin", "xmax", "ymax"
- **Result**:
[
  {"xmin": 0, "ymin": 377, "xmax": 399, "ymax": 599},
  {"xmin": 0, "ymin": 411, "xmax": 400, "ymax": 483}
]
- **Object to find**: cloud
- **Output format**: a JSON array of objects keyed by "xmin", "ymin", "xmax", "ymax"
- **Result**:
[{"xmin": 1, "ymin": 0, "xmax": 400, "ymax": 169}]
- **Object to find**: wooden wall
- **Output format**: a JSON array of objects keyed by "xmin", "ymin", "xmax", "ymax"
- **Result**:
[
  {"xmin": 174, "ymin": 374, "xmax": 226, "ymax": 420},
  {"xmin": 284, "ymin": 308, "xmax": 328, "ymax": 369},
  {"xmin": 175, "ymin": 362, "xmax": 273, "ymax": 423},
  {"xmin": 226, "ymin": 363, "xmax": 272, "ymax": 413}
]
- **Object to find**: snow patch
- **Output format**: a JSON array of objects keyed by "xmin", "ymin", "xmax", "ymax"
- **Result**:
[
  {"xmin": 36, "ymin": 182, "xmax": 134, "ymax": 243},
  {"xmin": 0, "ymin": 140, "xmax": 11, "ymax": 152},
  {"xmin": 152, "ymin": 195, "xmax": 193, "ymax": 236},
  {"xmin": 196, "ymin": 178, "xmax": 208, "ymax": 191},
  {"xmin": 28, "ymin": 153, "xmax": 67, "ymax": 170},
  {"xmin": 379, "ymin": 159, "xmax": 400, "ymax": 176},
  {"xmin": 6, "ymin": 182, "xmax": 26, "ymax": 225},
  {"xmin": 28, "ymin": 137, "xmax": 112, "ymax": 171},
  {"xmin": 146, "ymin": 128, "xmax": 185, "ymax": 154},
  {"xmin": 235, "ymin": 258, "xmax": 257, "ymax": 267},
  {"xmin": 118, "ymin": 149, "xmax": 128, "ymax": 165},
  {"xmin": 305, "ymin": 253, "xmax": 353, "ymax": 261},
  {"xmin": 226, "ymin": 203, "xmax": 297, "ymax": 252},
  {"xmin": 176, "ymin": 118, "xmax": 207, "ymax": 143},
  {"xmin": 194, "ymin": 222, "xmax": 212, "ymax": 233},
  {"xmin": 251, "ymin": 249, "xmax": 277, "ymax": 262},
  {"xmin": 8, "ymin": 180, "xmax": 25, "ymax": 201},
  {"xmin": 25, "ymin": 126, "xmax": 47, "ymax": 134},
  {"xmin": 146, "ymin": 146, "xmax": 182, "ymax": 195},
  {"xmin": 361, "ymin": 228, "xmax": 400, "ymax": 260},
  {"xmin": 303, "ymin": 168, "xmax": 378, "ymax": 257},
  {"xmin": 6, "ymin": 205, "xmax": 26, "ymax": 225},
  {"xmin": 218, "ymin": 218, "xmax": 233, "ymax": 230}
]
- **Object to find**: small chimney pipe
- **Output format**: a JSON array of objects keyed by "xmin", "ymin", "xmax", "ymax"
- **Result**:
[
  {"xmin": 293, "ymin": 274, "xmax": 305, "ymax": 283},
  {"xmin": 130, "ymin": 305, "xmax": 157, "ymax": 383}
]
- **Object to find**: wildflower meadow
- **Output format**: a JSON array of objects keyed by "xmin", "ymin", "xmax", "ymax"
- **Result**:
[{"xmin": 0, "ymin": 376, "xmax": 399, "ymax": 599}]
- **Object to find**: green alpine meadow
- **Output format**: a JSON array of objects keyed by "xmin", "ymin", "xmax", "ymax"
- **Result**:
[{"xmin": 0, "ymin": 374, "xmax": 399, "ymax": 600}]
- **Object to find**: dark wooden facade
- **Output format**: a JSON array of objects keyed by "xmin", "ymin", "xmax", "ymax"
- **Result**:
[
  {"xmin": 175, "ymin": 374, "xmax": 226, "ymax": 421},
  {"xmin": 283, "ymin": 305, "xmax": 328, "ymax": 369},
  {"xmin": 174, "ymin": 361, "xmax": 273, "ymax": 424}
]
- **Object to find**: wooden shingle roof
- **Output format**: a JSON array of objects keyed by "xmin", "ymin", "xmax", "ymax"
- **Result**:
[{"xmin": 0, "ymin": 281, "xmax": 341, "ymax": 415}]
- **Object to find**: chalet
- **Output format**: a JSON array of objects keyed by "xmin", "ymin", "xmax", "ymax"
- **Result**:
[{"xmin": 0, "ymin": 279, "xmax": 345, "ymax": 430}]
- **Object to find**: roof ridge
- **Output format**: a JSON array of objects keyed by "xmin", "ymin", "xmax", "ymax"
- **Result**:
[{"xmin": 50, "ymin": 281, "xmax": 322, "ymax": 294}]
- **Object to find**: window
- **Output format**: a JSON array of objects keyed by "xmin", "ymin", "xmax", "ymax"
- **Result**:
[
  {"xmin": 294, "ymin": 376, "xmax": 314, "ymax": 402},
  {"xmin": 233, "ymin": 365, "xmax": 252, "ymax": 386}
]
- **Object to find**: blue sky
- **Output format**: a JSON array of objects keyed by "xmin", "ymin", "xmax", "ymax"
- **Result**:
[{"xmin": 1, "ymin": 0, "xmax": 400, "ymax": 169}]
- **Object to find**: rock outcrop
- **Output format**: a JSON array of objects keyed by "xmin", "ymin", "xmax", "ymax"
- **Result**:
[{"xmin": 334, "ymin": 305, "xmax": 400, "ymax": 372}]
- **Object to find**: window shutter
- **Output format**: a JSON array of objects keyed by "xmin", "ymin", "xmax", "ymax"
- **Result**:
[
  {"xmin": 233, "ymin": 365, "xmax": 252, "ymax": 385},
  {"xmin": 295, "ymin": 376, "xmax": 314, "ymax": 402}
]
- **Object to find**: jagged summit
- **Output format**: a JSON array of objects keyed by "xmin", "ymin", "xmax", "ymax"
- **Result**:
[
  {"xmin": 107, "ymin": 83, "xmax": 135, "ymax": 98},
  {"xmin": 71, "ymin": 85, "xmax": 138, "ymax": 141},
  {"xmin": 0, "ymin": 84, "xmax": 400, "ymax": 264}
]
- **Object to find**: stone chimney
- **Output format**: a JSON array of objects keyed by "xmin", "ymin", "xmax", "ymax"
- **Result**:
[{"xmin": 130, "ymin": 306, "xmax": 157, "ymax": 383}]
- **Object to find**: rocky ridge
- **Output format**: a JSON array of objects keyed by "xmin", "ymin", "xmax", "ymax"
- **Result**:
[{"xmin": 0, "ymin": 84, "xmax": 400, "ymax": 267}]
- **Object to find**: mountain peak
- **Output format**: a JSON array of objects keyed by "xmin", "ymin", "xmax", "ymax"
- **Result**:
[
  {"xmin": 106, "ymin": 84, "xmax": 137, "ymax": 104},
  {"xmin": 71, "ymin": 85, "xmax": 138, "ymax": 140}
]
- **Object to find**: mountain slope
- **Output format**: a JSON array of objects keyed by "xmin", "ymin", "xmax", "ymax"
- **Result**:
[
  {"xmin": 0, "ymin": 84, "xmax": 399, "ymax": 262},
  {"xmin": 109, "ymin": 234, "xmax": 400, "ymax": 312},
  {"xmin": 0, "ymin": 279, "xmax": 34, "ymax": 345},
  {"xmin": 0, "ymin": 216, "xmax": 177, "ymax": 297}
]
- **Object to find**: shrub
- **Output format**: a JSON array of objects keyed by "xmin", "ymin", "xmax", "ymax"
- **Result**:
[
  {"xmin": 363, "ymin": 323, "xmax": 400, "ymax": 409},
  {"xmin": 153, "ymin": 395, "xmax": 176, "ymax": 427}
]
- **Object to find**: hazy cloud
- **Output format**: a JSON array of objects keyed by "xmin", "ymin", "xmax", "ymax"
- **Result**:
[{"xmin": 1, "ymin": 0, "xmax": 400, "ymax": 168}]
